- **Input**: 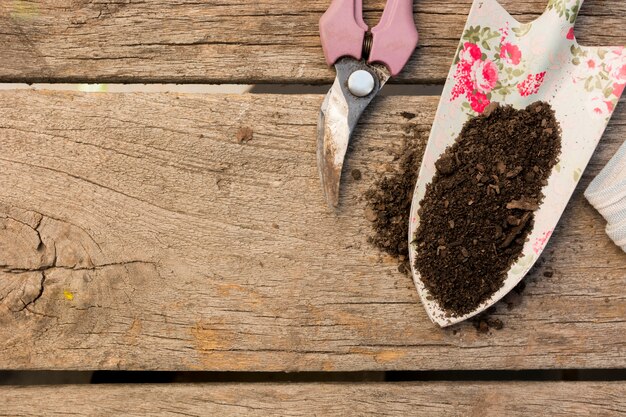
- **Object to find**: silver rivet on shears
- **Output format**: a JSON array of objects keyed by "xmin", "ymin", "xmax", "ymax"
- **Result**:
[{"xmin": 348, "ymin": 70, "xmax": 375, "ymax": 97}]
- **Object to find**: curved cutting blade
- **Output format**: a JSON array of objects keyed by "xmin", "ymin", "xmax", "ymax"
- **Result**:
[{"xmin": 317, "ymin": 58, "xmax": 390, "ymax": 208}]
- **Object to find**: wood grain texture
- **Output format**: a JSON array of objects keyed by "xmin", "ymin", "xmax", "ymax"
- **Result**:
[
  {"xmin": 0, "ymin": 0, "xmax": 624, "ymax": 84},
  {"xmin": 0, "ymin": 90, "xmax": 625, "ymax": 371},
  {"xmin": 1, "ymin": 382, "xmax": 625, "ymax": 416}
]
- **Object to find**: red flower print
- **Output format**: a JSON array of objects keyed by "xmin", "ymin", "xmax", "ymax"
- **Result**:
[
  {"xmin": 566, "ymin": 27, "xmax": 575, "ymax": 40},
  {"xmin": 451, "ymin": 43, "xmax": 483, "ymax": 101},
  {"xmin": 450, "ymin": 43, "xmax": 498, "ymax": 112},
  {"xmin": 613, "ymin": 82, "xmax": 626, "ymax": 98},
  {"xmin": 450, "ymin": 63, "xmax": 473, "ymax": 100},
  {"xmin": 500, "ymin": 43, "xmax": 522, "ymax": 65},
  {"xmin": 459, "ymin": 42, "xmax": 482, "ymax": 63},
  {"xmin": 471, "ymin": 59, "xmax": 498, "ymax": 93},
  {"xmin": 469, "ymin": 91, "xmax": 490, "ymax": 113},
  {"xmin": 517, "ymin": 72, "xmax": 547, "ymax": 97}
]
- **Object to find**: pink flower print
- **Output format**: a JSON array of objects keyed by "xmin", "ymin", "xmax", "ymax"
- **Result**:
[
  {"xmin": 613, "ymin": 82, "xmax": 626, "ymax": 98},
  {"xmin": 529, "ymin": 40, "xmax": 548, "ymax": 57},
  {"xmin": 566, "ymin": 27, "xmax": 575, "ymax": 40},
  {"xmin": 606, "ymin": 100, "xmax": 615, "ymax": 113},
  {"xmin": 616, "ymin": 64, "xmax": 626, "ymax": 83},
  {"xmin": 549, "ymin": 50, "xmax": 571, "ymax": 71},
  {"xmin": 500, "ymin": 43, "xmax": 522, "ymax": 65},
  {"xmin": 605, "ymin": 47, "xmax": 626, "ymax": 83},
  {"xmin": 533, "ymin": 230, "xmax": 553, "ymax": 255},
  {"xmin": 469, "ymin": 91, "xmax": 490, "ymax": 113},
  {"xmin": 451, "ymin": 43, "xmax": 483, "ymax": 101},
  {"xmin": 471, "ymin": 59, "xmax": 498, "ymax": 93},
  {"xmin": 584, "ymin": 58, "xmax": 602, "ymax": 78},
  {"xmin": 517, "ymin": 72, "xmax": 547, "ymax": 97},
  {"xmin": 590, "ymin": 95, "xmax": 613, "ymax": 116},
  {"xmin": 499, "ymin": 23, "xmax": 510, "ymax": 44}
]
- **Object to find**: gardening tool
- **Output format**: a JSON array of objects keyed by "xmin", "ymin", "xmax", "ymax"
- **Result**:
[
  {"xmin": 585, "ymin": 140, "xmax": 626, "ymax": 253},
  {"xmin": 317, "ymin": 0, "xmax": 418, "ymax": 208},
  {"xmin": 408, "ymin": 0, "xmax": 626, "ymax": 327}
]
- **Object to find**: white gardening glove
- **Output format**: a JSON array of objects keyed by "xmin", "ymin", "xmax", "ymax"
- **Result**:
[{"xmin": 585, "ymin": 141, "xmax": 626, "ymax": 253}]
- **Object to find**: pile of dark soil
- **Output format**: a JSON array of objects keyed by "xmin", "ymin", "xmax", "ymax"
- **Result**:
[
  {"xmin": 365, "ymin": 133, "xmax": 424, "ymax": 272},
  {"xmin": 413, "ymin": 102, "xmax": 561, "ymax": 317}
]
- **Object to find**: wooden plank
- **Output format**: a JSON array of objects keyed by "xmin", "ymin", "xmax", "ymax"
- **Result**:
[
  {"xmin": 0, "ymin": 0, "xmax": 624, "ymax": 84},
  {"xmin": 1, "ymin": 382, "xmax": 625, "ymax": 416},
  {"xmin": 0, "ymin": 90, "xmax": 625, "ymax": 371}
]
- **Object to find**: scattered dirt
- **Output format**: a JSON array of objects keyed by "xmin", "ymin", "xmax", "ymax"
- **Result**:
[
  {"xmin": 504, "ymin": 280, "xmax": 527, "ymax": 311},
  {"xmin": 473, "ymin": 312, "xmax": 504, "ymax": 334},
  {"xmin": 364, "ymin": 207, "xmax": 378, "ymax": 222},
  {"xmin": 414, "ymin": 102, "xmax": 561, "ymax": 317},
  {"xmin": 236, "ymin": 127, "xmax": 254, "ymax": 143},
  {"xmin": 365, "ymin": 133, "xmax": 425, "ymax": 271}
]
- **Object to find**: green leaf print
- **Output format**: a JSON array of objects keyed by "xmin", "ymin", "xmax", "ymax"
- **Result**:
[
  {"xmin": 570, "ymin": 45, "xmax": 586, "ymax": 57},
  {"xmin": 569, "ymin": 4, "xmax": 580, "ymax": 23},
  {"xmin": 463, "ymin": 26, "xmax": 481, "ymax": 43},
  {"xmin": 548, "ymin": 0, "xmax": 582, "ymax": 22},
  {"xmin": 453, "ymin": 44, "xmax": 463, "ymax": 64},
  {"xmin": 510, "ymin": 254, "xmax": 536, "ymax": 276},
  {"xmin": 512, "ymin": 23, "xmax": 532, "ymax": 38},
  {"xmin": 462, "ymin": 25, "xmax": 500, "ymax": 47}
]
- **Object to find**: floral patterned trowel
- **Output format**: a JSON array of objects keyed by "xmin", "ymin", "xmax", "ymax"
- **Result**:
[{"xmin": 409, "ymin": 0, "xmax": 626, "ymax": 327}]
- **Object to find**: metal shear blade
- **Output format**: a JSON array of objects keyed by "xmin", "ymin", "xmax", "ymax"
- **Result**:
[
  {"xmin": 317, "ymin": 58, "xmax": 390, "ymax": 208},
  {"xmin": 317, "ymin": 0, "xmax": 418, "ymax": 208}
]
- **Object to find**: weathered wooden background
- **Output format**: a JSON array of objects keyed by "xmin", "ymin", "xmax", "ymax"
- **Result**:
[
  {"xmin": 0, "ymin": 0, "xmax": 624, "ymax": 83},
  {"xmin": 2, "ymin": 382, "xmax": 625, "ymax": 416},
  {"xmin": 0, "ymin": 0, "xmax": 625, "ymax": 415},
  {"xmin": 0, "ymin": 91, "xmax": 625, "ymax": 371}
]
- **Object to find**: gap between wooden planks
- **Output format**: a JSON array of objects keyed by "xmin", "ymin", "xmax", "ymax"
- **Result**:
[
  {"xmin": 0, "ymin": 90, "xmax": 624, "ymax": 371},
  {"xmin": 1, "ymin": 382, "xmax": 626, "ymax": 416},
  {"xmin": 0, "ymin": 0, "xmax": 624, "ymax": 84}
]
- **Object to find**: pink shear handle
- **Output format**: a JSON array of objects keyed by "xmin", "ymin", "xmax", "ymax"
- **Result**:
[
  {"xmin": 369, "ymin": 0, "xmax": 418, "ymax": 76},
  {"xmin": 320, "ymin": 0, "xmax": 368, "ymax": 65}
]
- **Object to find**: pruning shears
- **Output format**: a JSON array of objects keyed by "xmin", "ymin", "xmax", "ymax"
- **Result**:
[{"xmin": 317, "ymin": 0, "xmax": 419, "ymax": 208}]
